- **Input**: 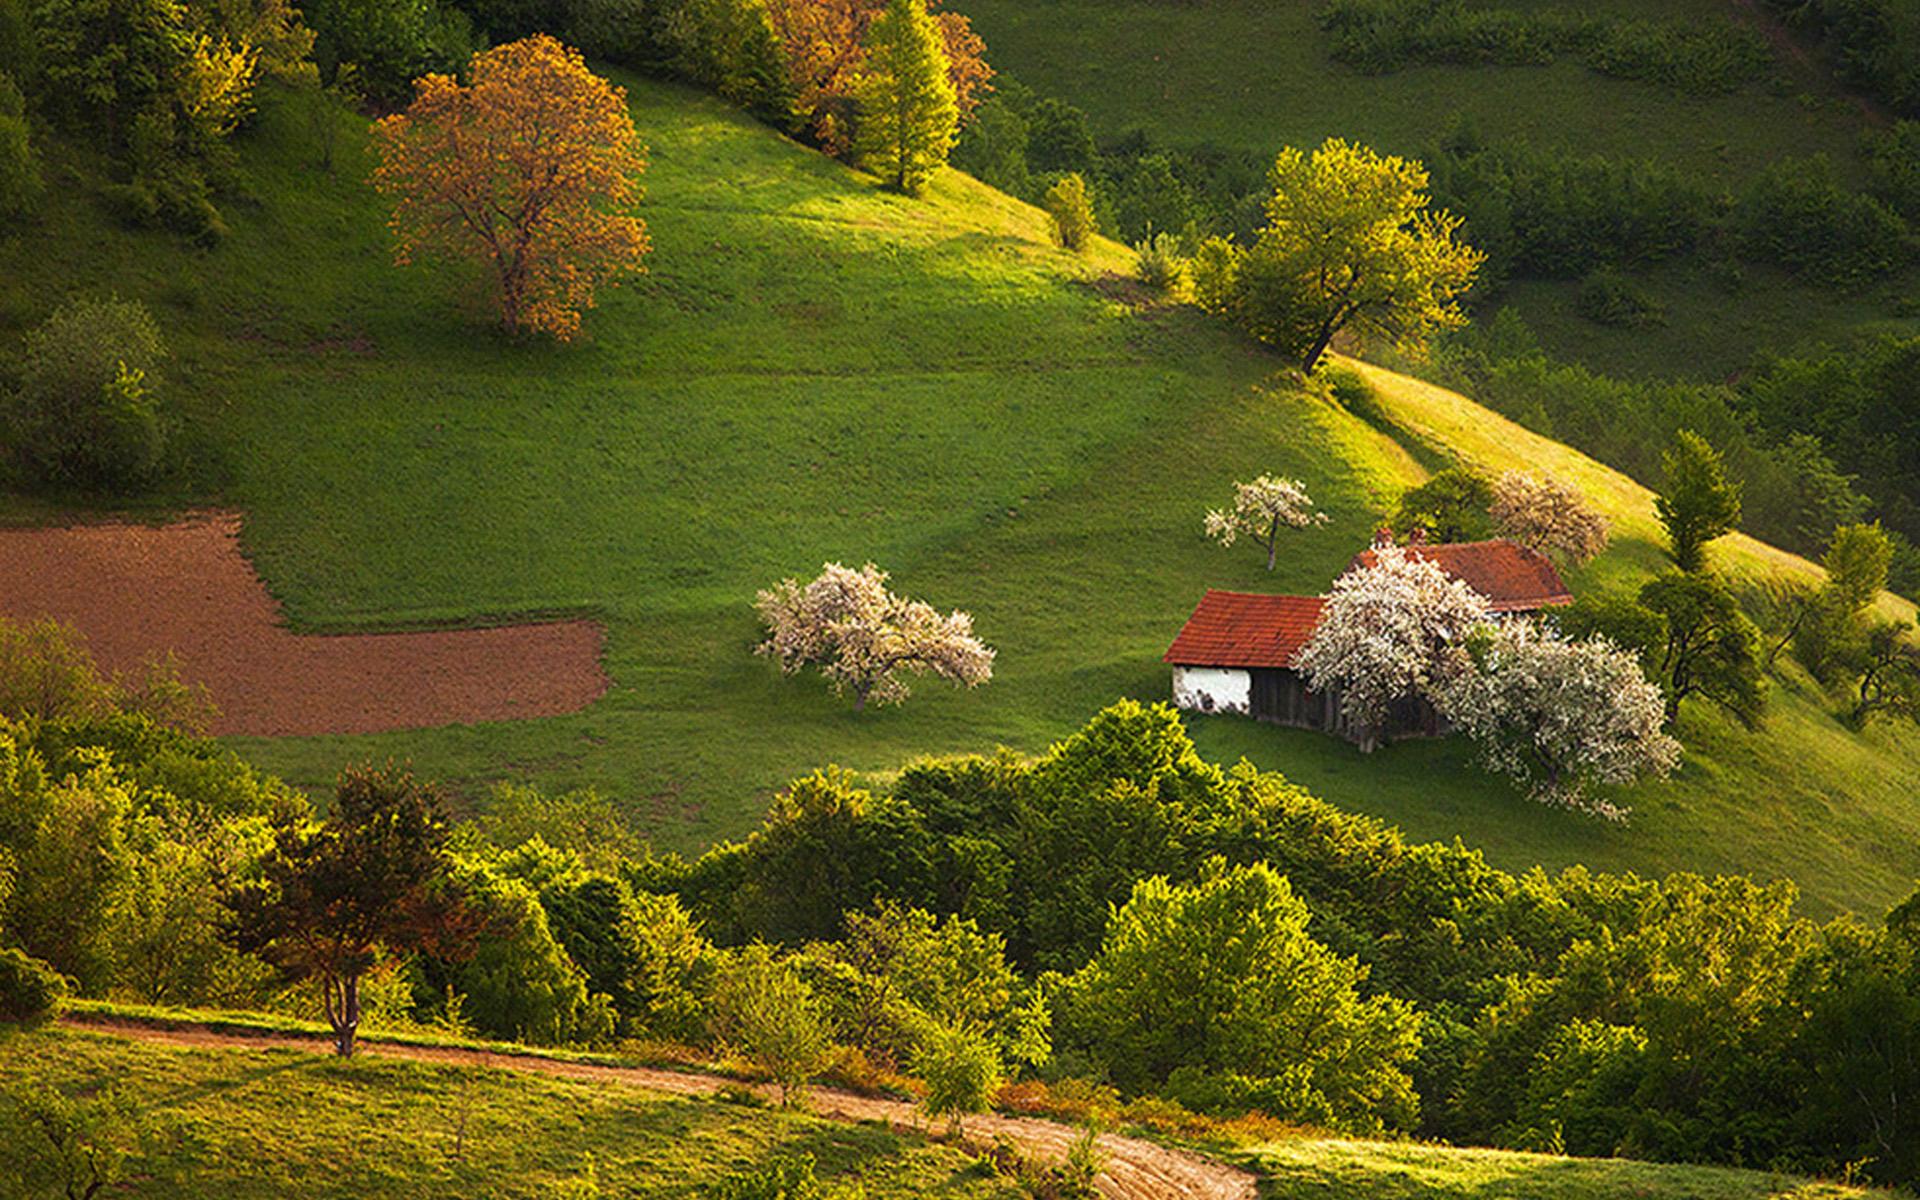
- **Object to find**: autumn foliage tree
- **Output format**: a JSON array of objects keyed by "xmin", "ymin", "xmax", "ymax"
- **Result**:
[
  {"xmin": 756, "ymin": 562, "xmax": 994, "ymax": 710},
  {"xmin": 371, "ymin": 35, "xmax": 651, "ymax": 340},
  {"xmin": 221, "ymin": 765, "xmax": 485, "ymax": 1056}
]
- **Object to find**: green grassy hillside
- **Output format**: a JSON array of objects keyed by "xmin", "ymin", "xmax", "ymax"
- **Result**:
[
  {"xmin": 960, "ymin": 0, "xmax": 1920, "ymax": 381},
  {"xmin": 3, "ymin": 75, "xmax": 1918, "ymax": 918},
  {"xmin": 0, "ymin": 1026, "xmax": 1871, "ymax": 1200},
  {"xmin": 1245, "ymin": 1137, "xmax": 1868, "ymax": 1200},
  {"xmin": 0, "ymin": 1026, "xmax": 1018, "ymax": 1198}
]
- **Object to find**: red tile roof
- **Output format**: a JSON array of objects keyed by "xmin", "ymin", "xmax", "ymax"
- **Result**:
[
  {"xmin": 1163, "ymin": 591, "xmax": 1326, "ymax": 669},
  {"xmin": 1347, "ymin": 538, "xmax": 1571, "ymax": 613}
]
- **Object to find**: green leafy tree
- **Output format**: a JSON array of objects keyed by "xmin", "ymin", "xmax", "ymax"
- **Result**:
[
  {"xmin": 1639, "ymin": 571, "xmax": 1766, "ymax": 726},
  {"xmin": 851, "ymin": 0, "xmax": 956, "ymax": 195},
  {"xmin": 1062, "ymin": 859, "xmax": 1421, "ymax": 1133},
  {"xmin": 711, "ymin": 942, "xmax": 836, "ymax": 1104},
  {"xmin": 418, "ymin": 861, "xmax": 614, "ymax": 1046},
  {"xmin": 1043, "ymin": 172, "xmax": 1095, "ymax": 251},
  {"xmin": 4, "ymin": 296, "xmax": 169, "ymax": 492},
  {"xmin": 0, "ymin": 69, "xmax": 43, "ymax": 217},
  {"xmin": 1396, "ymin": 468, "xmax": 1494, "ymax": 543},
  {"xmin": 1232, "ymin": 137, "xmax": 1482, "ymax": 372},
  {"xmin": 1655, "ymin": 430, "xmax": 1742, "ymax": 574},
  {"xmin": 0, "ymin": 1080, "xmax": 148, "ymax": 1200},
  {"xmin": 1840, "ymin": 619, "xmax": 1920, "ymax": 728},
  {"xmin": 913, "ymin": 1021, "xmax": 1003, "ymax": 1133},
  {"xmin": 221, "ymin": 765, "xmax": 486, "ymax": 1056}
]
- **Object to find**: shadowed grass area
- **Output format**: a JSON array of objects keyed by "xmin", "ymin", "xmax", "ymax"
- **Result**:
[{"xmin": 1, "ymin": 74, "xmax": 1917, "ymax": 919}]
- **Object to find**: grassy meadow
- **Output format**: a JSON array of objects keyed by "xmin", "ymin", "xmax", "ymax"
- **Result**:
[
  {"xmin": 0, "ymin": 1026, "xmax": 1018, "ymax": 1198},
  {"xmin": 1244, "ymin": 1137, "xmax": 1871, "ymax": 1200},
  {"xmin": 2, "ymin": 73, "xmax": 1919, "ymax": 920},
  {"xmin": 959, "ymin": 0, "xmax": 1920, "ymax": 380}
]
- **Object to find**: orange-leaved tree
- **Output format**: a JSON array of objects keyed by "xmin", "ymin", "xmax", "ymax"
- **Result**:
[
  {"xmin": 370, "ymin": 35, "xmax": 651, "ymax": 341},
  {"xmin": 763, "ymin": 0, "xmax": 988, "ymax": 152}
]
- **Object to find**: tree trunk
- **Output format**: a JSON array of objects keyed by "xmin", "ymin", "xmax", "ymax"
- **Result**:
[
  {"xmin": 1266, "ymin": 516, "xmax": 1280, "ymax": 571},
  {"xmin": 853, "ymin": 682, "xmax": 870, "ymax": 713},
  {"xmin": 1300, "ymin": 324, "xmax": 1339, "ymax": 374},
  {"xmin": 332, "ymin": 974, "xmax": 361, "ymax": 1058}
]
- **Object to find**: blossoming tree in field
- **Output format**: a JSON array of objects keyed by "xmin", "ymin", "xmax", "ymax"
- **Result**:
[
  {"xmin": 1203, "ymin": 474, "xmax": 1330, "ymax": 570},
  {"xmin": 755, "ymin": 562, "xmax": 994, "ymax": 710},
  {"xmin": 1295, "ymin": 543, "xmax": 1489, "ymax": 750},
  {"xmin": 370, "ymin": 35, "xmax": 651, "ymax": 340},
  {"xmin": 1438, "ymin": 620, "xmax": 1680, "ymax": 819},
  {"xmin": 1490, "ymin": 471, "xmax": 1610, "ymax": 565}
]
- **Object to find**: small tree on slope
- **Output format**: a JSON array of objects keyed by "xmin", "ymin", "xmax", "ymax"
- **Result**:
[
  {"xmin": 1295, "ymin": 543, "xmax": 1489, "ymax": 751},
  {"xmin": 755, "ymin": 561, "xmax": 993, "ymax": 710},
  {"xmin": 1203, "ymin": 474, "xmax": 1329, "ymax": 570},
  {"xmin": 852, "ymin": 0, "xmax": 958, "ymax": 195}
]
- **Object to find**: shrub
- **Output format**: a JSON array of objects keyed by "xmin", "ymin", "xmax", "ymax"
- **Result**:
[
  {"xmin": 1132, "ymin": 232, "xmax": 1186, "ymax": 292},
  {"xmin": 0, "ymin": 946, "xmax": 67, "ymax": 1026},
  {"xmin": 1044, "ymin": 173, "xmax": 1096, "ymax": 251},
  {"xmin": 1865, "ymin": 119, "xmax": 1920, "ymax": 223},
  {"xmin": 1574, "ymin": 268, "xmax": 1665, "ymax": 328},
  {"xmin": 5, "ymin": 296, "xmax": 170, "ymax": 492},
  {"xmin": 0, "ymin": 71, "xmax": 41, "ymax": 218},
  {"xmin": 1734, "ymin": 157, "xmax": 1910, "ymax": 287},
  {"xmin": 1188, "ymin": 235, "xmax": 1243, "ymax": 313}
]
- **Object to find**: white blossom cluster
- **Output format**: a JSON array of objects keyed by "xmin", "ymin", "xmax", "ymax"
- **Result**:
[
  {"xmin": 1490, "ymin": 470, "xmax": 1610, "ymax": 565},
  {"xmin": 1204, "ymin": 475, "xmax": 1330, "ymax": 569},
  {"xmin": 1438, "ymin": 620, "xmax": 1680, "ymax": 820},
  {"xmin": 1295, "ymin": 543, "xmax": 1490, "ymax": 741},
  {"xmin": 755, "ymin": 561, "xmax": 994, "ymax": 710}
]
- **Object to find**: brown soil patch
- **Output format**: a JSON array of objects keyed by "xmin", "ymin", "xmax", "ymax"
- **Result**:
[
  {"xmin": 0, "ymin": 512, "xmax": 608, "ymax": 737},
  {"xmin": 64, "ymin": 1016, "xmax": 1259, "ymax": 1200}
]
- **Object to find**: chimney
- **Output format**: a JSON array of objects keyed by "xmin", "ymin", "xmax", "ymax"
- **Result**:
[{"xmin": 1373, "ymin": 526, "xmax": 1394, "ymax": 549}]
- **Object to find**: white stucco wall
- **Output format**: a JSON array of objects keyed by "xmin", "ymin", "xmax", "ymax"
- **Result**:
[{"xmin": 1171, "ymin": 666, "xmax": 1251, "ymax": 715}]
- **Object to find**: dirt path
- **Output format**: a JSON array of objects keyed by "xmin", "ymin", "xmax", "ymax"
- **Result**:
[
  {"xmin": 63, "ymin": 1016, "xmax": 1258, "ymax": 1200},
  {"xmin": 1727, "ymin": 0, "xmax": 1889, "ymax": 126},
  {"xmin": 0, "ymin": 512, "xmax": 607, "ymax": 736}
]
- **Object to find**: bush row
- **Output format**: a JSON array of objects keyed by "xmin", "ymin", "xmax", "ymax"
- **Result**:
[{"xmin": 1317, "ymin": 0, "xmax": 1773, "ymax": 96}]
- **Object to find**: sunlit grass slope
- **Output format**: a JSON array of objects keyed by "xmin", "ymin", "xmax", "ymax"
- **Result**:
[
  {"xmin": 1, "ymin": 75, "xmax": 1917, "ymax": 918},
  {"xmin": 0, "ymin": 1026, "xmax": 1018, "ymax": 1198},
  {"xmin": 1245, "ymin": 1137, "xmax": 1868, "ymax": 1200}
]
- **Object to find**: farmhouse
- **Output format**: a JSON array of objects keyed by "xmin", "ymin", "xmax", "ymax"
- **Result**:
[{"xmin": 1165, "ymin": 534, "xmax": 1573, "ymax": 742}]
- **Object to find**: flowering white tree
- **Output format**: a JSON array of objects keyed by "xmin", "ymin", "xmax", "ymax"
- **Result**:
[
  {"xmin": 1437, "ymin": 620, "xmax": 1679, "ymax": 820},
  {"xmin": 1489, "ymin": 471, "xmax": 1609, "ymax": 565},
  {"xmin": 755, "ymin": 562, "xmax": 994, "ymax": 711},
  {"xmin": 1295, "ymin": 544, "xmax": 1489, "ymax": 751},
  {"xmin": 1204, "ymin": 475, "xmax": 1330, "ymax": 570}
]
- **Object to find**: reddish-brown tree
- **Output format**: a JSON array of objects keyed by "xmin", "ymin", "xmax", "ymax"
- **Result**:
[
  {"xmin": 221, "ymin": 765, "xmax": 487, "ymax": 1056},
  {"xmin": 763, "ymin": 0, "xmax": 989, "ymax": 149},
  {"xmin": 370, "ymin": 35, "xmax": 651, "ymax": 341}
]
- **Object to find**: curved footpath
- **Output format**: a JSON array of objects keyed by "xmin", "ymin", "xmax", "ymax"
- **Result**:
[{"xmin": 60, "ymin": 1015, "xmax": 1258, "ymax": 1200}]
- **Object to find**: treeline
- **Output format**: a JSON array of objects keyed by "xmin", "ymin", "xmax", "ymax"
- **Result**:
[
  {"xmin": 1425, "ymin": 120, "xmax": 1917, "ymax": 291},
  {"xmin": 1414, "ymin": 309, "xmax": 1920, "ymax": 595},
  {"xmin": 1759, "ymin": 0, "xmax": 1920, "ymax": 116},
  {"xmin": 1317, "ymin": 0, "xmax": 1774, "ymax": 96},
  {"xmin": 953, "ymin": 80, "xmax": 1269, "ymax": 245},
  {"xmin": 5, "ymin": 618, "xmax": 1920, "ymax": 1183}
]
